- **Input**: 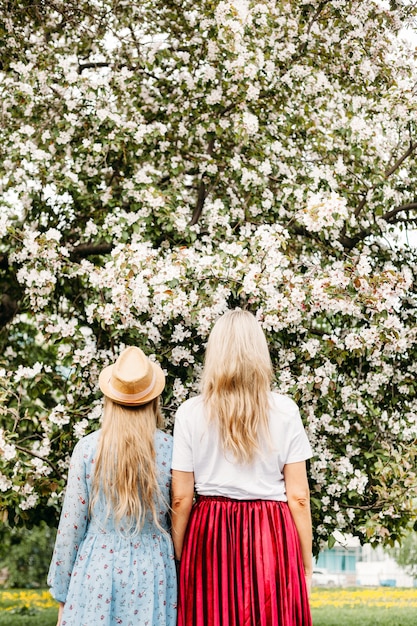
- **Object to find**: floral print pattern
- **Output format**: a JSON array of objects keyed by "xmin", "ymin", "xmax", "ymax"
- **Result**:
[{"xmin": 48, "ymin": 429, "xmax": 176, "ymax": 625}]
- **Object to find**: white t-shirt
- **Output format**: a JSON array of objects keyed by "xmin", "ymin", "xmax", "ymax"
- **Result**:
[{"xmin": 171, "ymin": 392, "xmax": 312, "ymax": 501}]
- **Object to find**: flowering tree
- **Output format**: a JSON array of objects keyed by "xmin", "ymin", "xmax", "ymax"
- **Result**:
[{"xmin": 0, "ymin": 0, "xmax": 417, "ymax": 553}]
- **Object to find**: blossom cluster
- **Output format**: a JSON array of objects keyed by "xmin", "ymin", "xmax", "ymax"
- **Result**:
[{"xmin": 0, "ymin": 0, "xmax": 416, "ymax": 552}]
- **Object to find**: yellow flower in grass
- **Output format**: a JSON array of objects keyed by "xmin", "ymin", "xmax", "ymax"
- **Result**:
[
  {"xmin": 310, "ymin": 587, "xmax": 417, "ymax": 609},
  {"xmin": 0, "ymin": 589, "xmax": 57, "ymax": 611}
]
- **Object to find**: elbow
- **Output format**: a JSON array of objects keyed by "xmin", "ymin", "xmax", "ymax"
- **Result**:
[
  {"xmin": 287, "ymin": 488, "xmax": 310, "ymax": 509},
  {"xmin": 171, "ymin": 493, "xmax": 193, "ymax": 512}
]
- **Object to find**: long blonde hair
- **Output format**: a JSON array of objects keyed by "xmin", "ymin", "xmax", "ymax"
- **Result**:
[
  {"xmin": 201, "ymin": 309, "xmax": 273, "ymax": 463},
  {"xmin": 90, "ymin": 397, "xmax": 164, "ymax": 533}
]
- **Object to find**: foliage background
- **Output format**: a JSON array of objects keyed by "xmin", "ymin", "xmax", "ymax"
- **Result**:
[
  {"xmin": 0, "ymin": 522, "xmax": 56, "ymax": 588},
  {"xmin": 0, "ymin": 0, "xmax": 417, "ymax": 555}
]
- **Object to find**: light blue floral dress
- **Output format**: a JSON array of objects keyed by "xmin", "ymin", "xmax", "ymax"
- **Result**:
[{"xmin": 48, "ymin": 429, "xmax": 177, "ymax": 626}]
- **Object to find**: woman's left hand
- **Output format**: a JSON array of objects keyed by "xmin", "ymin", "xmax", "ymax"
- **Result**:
[
  {"xmin": 305, "ymin": 571, "xmax": 312, "ymax": 598},
  {"xmin": 56, "ymin": 601, "xmax": 65, "ymax": 626}
]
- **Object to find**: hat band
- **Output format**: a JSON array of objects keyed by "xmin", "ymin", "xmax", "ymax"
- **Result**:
[{"xmin": 107, "ymin": 372, "xmax": 156, "ymax": 402}]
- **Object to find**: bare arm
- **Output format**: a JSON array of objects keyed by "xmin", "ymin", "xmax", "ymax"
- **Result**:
[
  {"xmin": 171, "ymin": 470, "xmax": 195, "ymax": 560},
  {"xmin": 56, "ymin": 601, "xmax": 64, "ymax": 625},
  {"xmin": 283, "ymin": 461, "xmax": 313, "ymax": 595}
]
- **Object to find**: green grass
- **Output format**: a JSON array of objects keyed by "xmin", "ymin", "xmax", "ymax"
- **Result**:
[
  {"xmin": 1, "ymin": 587, "xmax": 417, "ymax": 625},
  {"xmin": 312, "ymin": 606, "xmax": 417, "ymax": 626},
  {"xmin": 1, "ymin": 605, "xmax": 416, "ymax": 626},
  {"xmin": 310, "ymin": 585, "xmax": 417, "ymax": 625},
  {"xmin": 0, "ymin": 608, "xmax": 57, "ymax": 626}
]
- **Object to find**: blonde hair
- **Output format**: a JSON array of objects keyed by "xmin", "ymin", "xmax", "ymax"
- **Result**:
[
  {"xmin": 90, "ymin": 397, "xmax": 165, "ymax": 533},
  {"xmin": 201, "ymin": 309, "xmax": 273, "ymax": 463}
]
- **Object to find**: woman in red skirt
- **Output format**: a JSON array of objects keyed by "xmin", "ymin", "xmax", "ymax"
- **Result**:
[{"xmin": 171, "ymin": 309, "xmax": 313, "ymax": 626}]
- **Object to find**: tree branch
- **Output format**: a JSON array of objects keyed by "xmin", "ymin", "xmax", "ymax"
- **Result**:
[
  {"xmin": 78, "ymin": 61, "xmax": 110, "ymax": 73},
  {"xmin": 299, "ymin": 1, "xmax": 332, "ymax": 55},
  {"xmin": 339, "ymin": 193, "xmax": 369, "ymax": 244},
  {"xmin": 78, "ymin": 60, "xmax": 161, "ymax": 81},
  {"xmin": 337, "ymin": 139, "xmax": 417, "ymax": 245},
  {"xmin": 382, "ymin": 202, "xmax": 417, "ymax": 223},
  {"xmin": 354, "ymin": 194, "xmax": 369, "ymax": 218},
  {"xmin": 189, "ymin": 179, "xmax": 207, "ymax": 226},
  {"xmin": 0, "ymin": 241, "xmax": 113, "ymax": 329},
  {"xmin": 69, "ymin": 242, "xmax": 113, "ymax": 260},
  {"xmin": 0, "ymin": 294, "xmax": 18, "ymax": 328},
  {"xmin": 189, "ymin": 137, "xmax": 215, "ymax": 225},
  {"xmin": 14, "ymin": 444, "xmax": 64, "ymax": 481},
  {"xmin": 338, "ymin": 202, "xmax": 417, "ymax": 250},
  {"xmin": 385, "ymin": 142, "xmax": 417, "ymax": 178}
]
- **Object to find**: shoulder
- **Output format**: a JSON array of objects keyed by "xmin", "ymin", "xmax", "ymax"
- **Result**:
[
  {"xmin": 155, "ymin": 428, "xmax": 173, "ymax": 448},
  {"xmin": 175, "ymin": 395, "xmax": 204, "ymax": 420},
  {"xmin": 177, "ymin": 394, "xmax": 204, "ymax": 411},
  {"xmin": 155, "ymin": 430, "xmax": 174, "ymax": 467},
  {"xmin": 68, "ymin": 429, "xmax": 101, "ymax": 470},
  {"xmin": 269, "ymin": 392, "xmax": 299, "ymax": 414},
  {"xmin": 73, "ymin": 428, "xmax": 101, "ymax": 454},
  {"xmin": 269, "ymin": 393, "xmax": 304, "ymax": 430}
]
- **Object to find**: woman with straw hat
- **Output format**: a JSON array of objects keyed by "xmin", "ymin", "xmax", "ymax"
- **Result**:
[
  {"xmin": 48, "ymin": 346, "xmax": 176, "ymax": 626},
  {"xmin": 171, "ymin": 309, "xmax": 313, "ymax": 626}
]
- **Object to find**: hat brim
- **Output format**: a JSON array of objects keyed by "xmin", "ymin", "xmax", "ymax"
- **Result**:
[{"xmin": 99, "ymin": 360, "xmax": 165, "ymax": 406}]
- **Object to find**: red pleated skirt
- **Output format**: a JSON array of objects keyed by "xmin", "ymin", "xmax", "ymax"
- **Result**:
[{"xmin": 177, "ymin": 496, "xmax": 312, "ymax": 626}]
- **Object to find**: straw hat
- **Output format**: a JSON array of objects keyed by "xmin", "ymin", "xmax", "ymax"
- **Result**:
[{"xmin": 99, "ymin": 346, "xmax": 165, "ymax": 406}]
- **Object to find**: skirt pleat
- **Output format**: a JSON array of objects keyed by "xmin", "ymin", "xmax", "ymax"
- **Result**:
[{"xmin": 178, "ymin": 496, "xmax": 312, "ymax": 626}]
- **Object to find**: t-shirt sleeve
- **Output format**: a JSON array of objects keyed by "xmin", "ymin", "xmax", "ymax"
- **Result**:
[
  {"xmin": 171, "ymin": 403, "xmax": 194, "ymax": 472},
  {"xmin": 285, "ymin": 403, "xmax": 313, "ymax": 464}
]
